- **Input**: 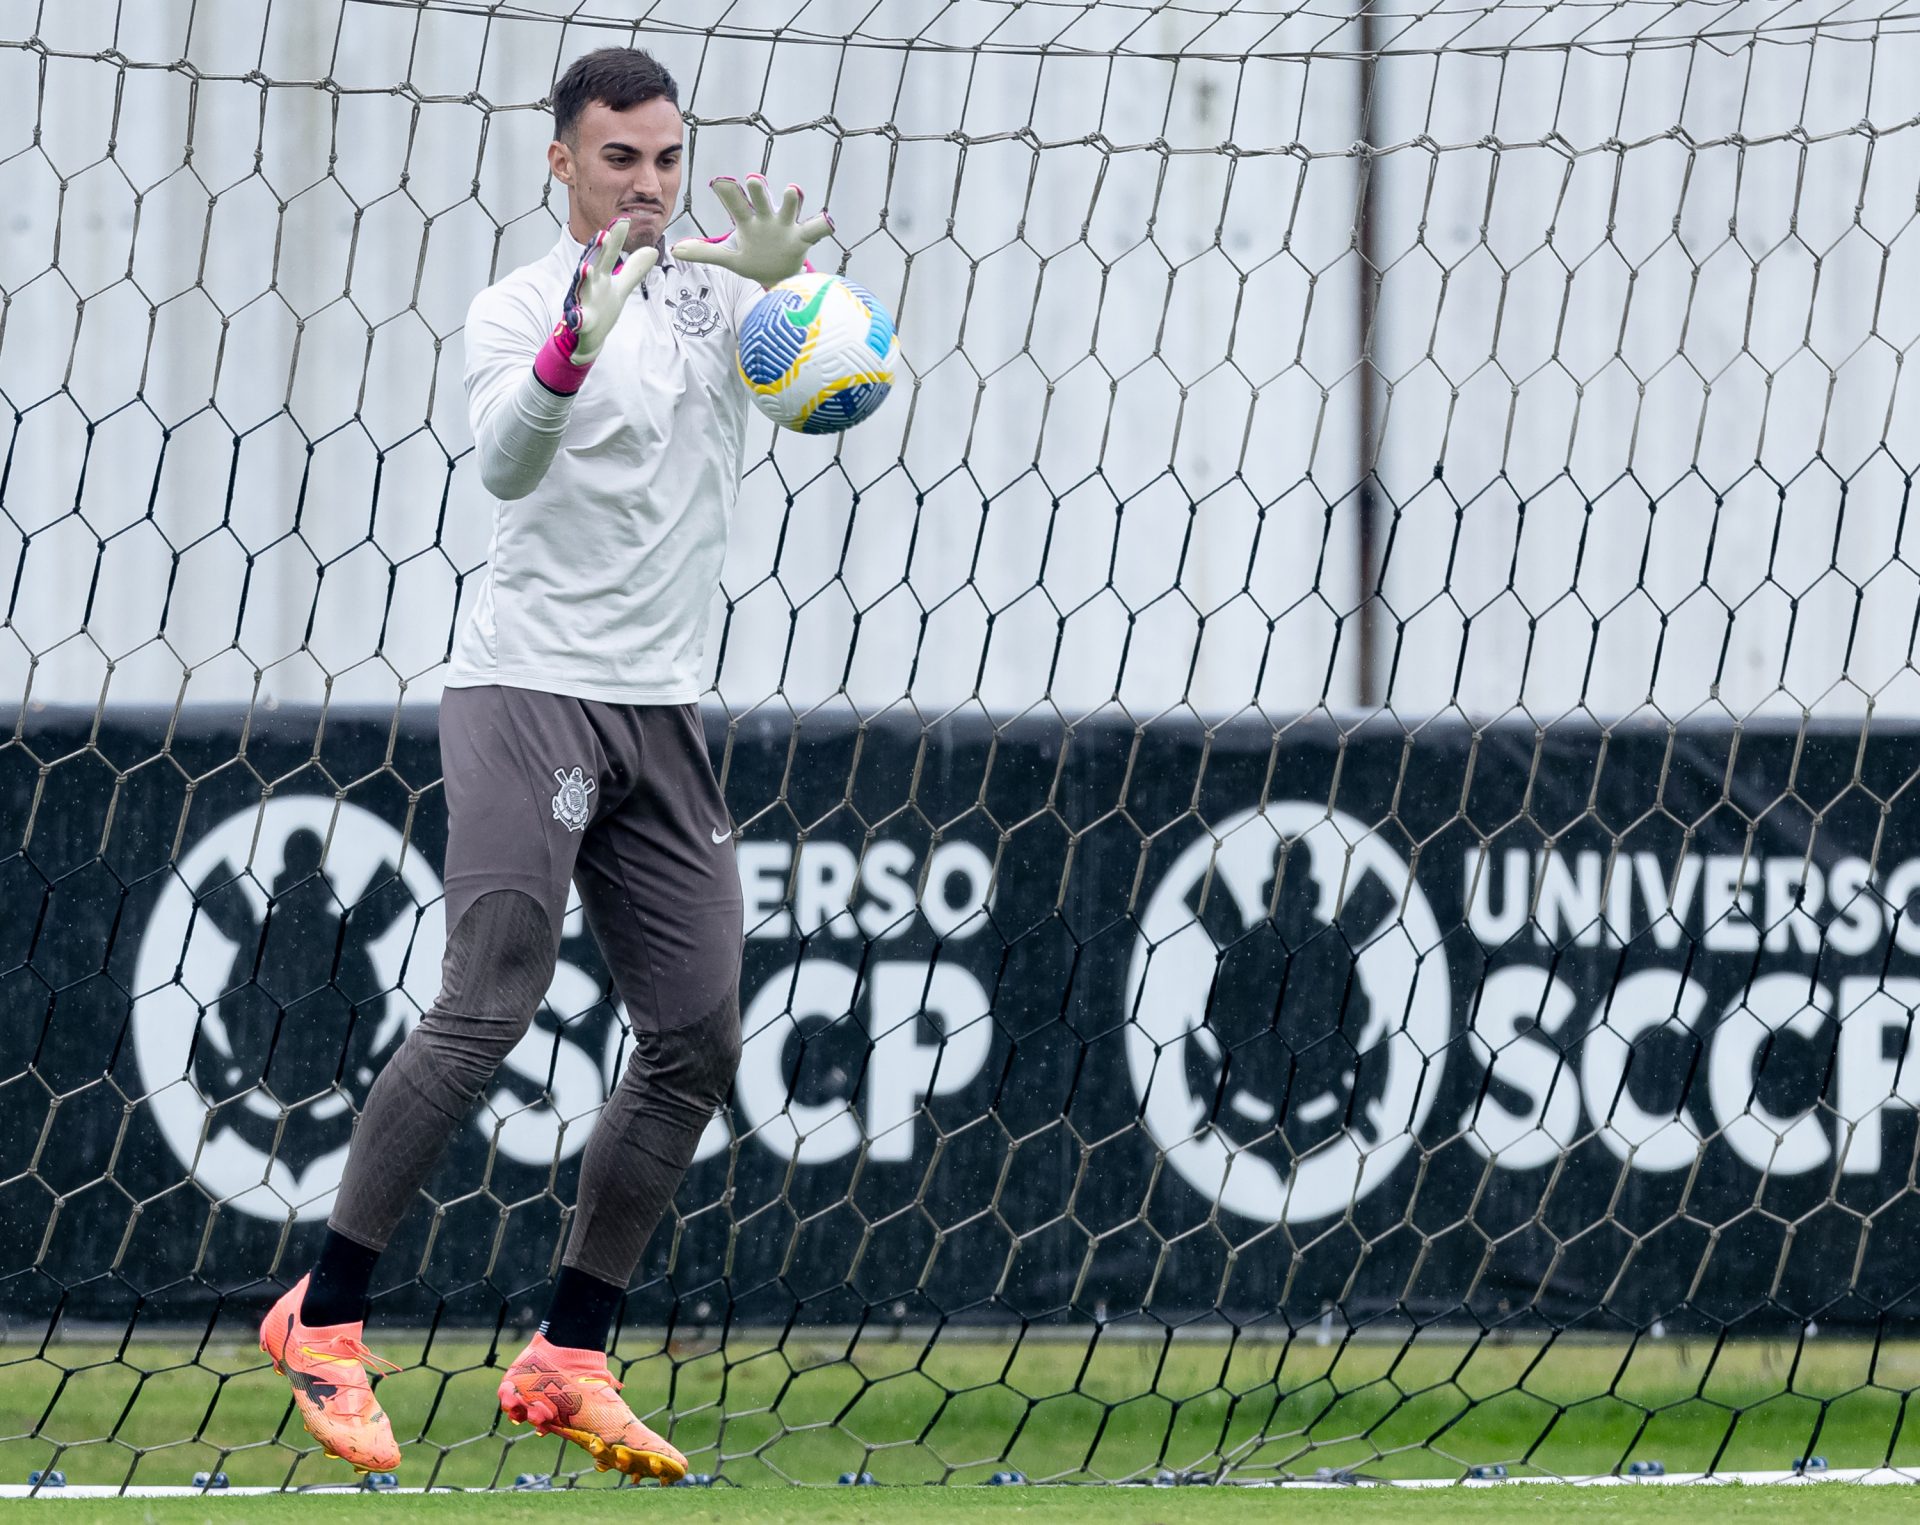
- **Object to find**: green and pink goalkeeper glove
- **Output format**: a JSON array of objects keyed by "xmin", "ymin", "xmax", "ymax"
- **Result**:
[
  {"xmin": 671, "ymin": 175, "xmax": 834, "ymax": 288},
  {"xmin": 533, "ymin": 215, "xmax": 658, "ymax": 395}
]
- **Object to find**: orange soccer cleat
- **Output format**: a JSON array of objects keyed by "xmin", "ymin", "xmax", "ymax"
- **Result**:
[
  {"xmin": 498, "ymin": 1333, "xmax": 687, "ymax": 1483},
  {"xmin": 258, "ymin": 1275, "xmax": 402, "ymax": 1474}
]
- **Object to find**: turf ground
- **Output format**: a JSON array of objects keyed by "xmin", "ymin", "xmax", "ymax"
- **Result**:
[
  {"xmin": 4, "ymin": 1484, "xmax": 1919, "ymax": 1524},
  {"xmin": 2, "ymin": 1331, "xmax": 1917, "ymax": 1491}
]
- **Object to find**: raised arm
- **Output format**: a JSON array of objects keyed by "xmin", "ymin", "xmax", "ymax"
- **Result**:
[
  {"xmin": 465, "ymin": 216, "xmax": 657, "ymax": 501},
  {"xmin": 670, "ymin": 175, "xmax": 832, "ymax": 288}
]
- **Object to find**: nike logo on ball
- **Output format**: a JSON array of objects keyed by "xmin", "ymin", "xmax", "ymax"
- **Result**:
[
  {"xmin": 711, "ymin": 826, "xmax": 733, "ymax": 844},
  {"xmin": 783, "ymin": 282, "xmax": 831, "ymax": 329}
]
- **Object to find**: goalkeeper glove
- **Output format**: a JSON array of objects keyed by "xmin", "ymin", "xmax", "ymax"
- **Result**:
[
  {"xmin": 670, "ymin": 175, "xmax": 833, "ymax": 288},
  {"xmin": 533, "ymin": 216, "xmax": 658, "ymax": 395}
]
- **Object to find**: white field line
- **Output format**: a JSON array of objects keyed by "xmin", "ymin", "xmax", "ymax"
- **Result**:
[{"xmin": 2, "ymin": 1469, "xmax": 1919, "ymax": 1497}]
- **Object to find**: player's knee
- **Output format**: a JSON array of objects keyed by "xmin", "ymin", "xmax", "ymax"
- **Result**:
[
  {"xmin": 415, "ymin": 889, "xmax": 558, "ymax": 1084},
  {"xmin": 661, "ymin": 986, "xmax": 741, "ymax": 1108}
]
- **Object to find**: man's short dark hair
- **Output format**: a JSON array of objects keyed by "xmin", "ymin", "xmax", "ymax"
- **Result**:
[{"xmin": 553, "ymin": 48, "xmax": 679, "ymax": 142}]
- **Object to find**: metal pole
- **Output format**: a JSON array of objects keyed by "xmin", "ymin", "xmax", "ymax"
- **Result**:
[{"xmin": 1355, "ymin": 5, "xmax": 1382, "ymax": 708}]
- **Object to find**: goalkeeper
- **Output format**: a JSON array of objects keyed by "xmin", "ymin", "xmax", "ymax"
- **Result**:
[{"xmin": 258, "ymin": 47, "xmax": 831, "ymax": 1483}]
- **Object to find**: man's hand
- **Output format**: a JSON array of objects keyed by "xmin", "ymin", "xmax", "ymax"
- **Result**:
[
  {"xmin": 671, "ymin": 175, "xmax": 833, "ymax": 288},
  {"xmin": 533, "ymin": 216, "xmax": 658, "ymax": 396}
]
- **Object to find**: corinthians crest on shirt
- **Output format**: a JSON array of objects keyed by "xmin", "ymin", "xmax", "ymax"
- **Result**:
[{"xmin": 664, "ymin": 276, "xmax": 721, "ymax": 338}]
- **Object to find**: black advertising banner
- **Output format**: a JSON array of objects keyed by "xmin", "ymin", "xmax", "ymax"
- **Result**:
[{"xmin": 3, "ymin": 707, "xmax": 1919, "ymax": 1335}]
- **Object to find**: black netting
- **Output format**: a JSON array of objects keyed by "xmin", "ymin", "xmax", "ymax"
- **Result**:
[{"xmin": 3, "ymin": 0, "xmax": 1920, "ymax": 1494}]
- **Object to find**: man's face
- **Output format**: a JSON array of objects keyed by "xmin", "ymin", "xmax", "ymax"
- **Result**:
[{"xmin": 549, "ymin": 95, "xmax": 684, "ymax": 251}]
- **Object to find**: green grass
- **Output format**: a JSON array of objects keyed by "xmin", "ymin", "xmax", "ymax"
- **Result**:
[
  {"xmin": 11, "ymin": 1484, "xmax": 1920, "ymax": 1525},
  {"xmin": 2, "ymin": 1329, "xmax": 1917, "ymax": 1491}
]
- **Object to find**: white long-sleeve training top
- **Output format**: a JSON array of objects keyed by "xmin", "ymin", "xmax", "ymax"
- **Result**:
[{"xmin": 452, "ymin": 231, "xmax": 765, "ymax": 705}]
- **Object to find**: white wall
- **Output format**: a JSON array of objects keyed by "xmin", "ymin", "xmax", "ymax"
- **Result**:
[{"xmin": 0, "ymin": 0, "xmax": 1914, "ymax": 720}]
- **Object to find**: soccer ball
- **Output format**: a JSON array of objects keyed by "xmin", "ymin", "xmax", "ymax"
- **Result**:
[{"xmin": 736, "ymin": 272, "xmax": 898, "ymax": 434}]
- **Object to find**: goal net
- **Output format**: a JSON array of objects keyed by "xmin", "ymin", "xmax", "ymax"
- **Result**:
[{"xmin": 3, "ymin": 0, "xmax": 1920, "ymax": 1491}]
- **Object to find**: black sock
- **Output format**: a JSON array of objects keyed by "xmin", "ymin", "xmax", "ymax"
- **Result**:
[
  {"xmin": 537, "ymin": 1265, "xmax": 623, "ymax": 1352},
  {"xmin": 301, "ymin": 1231, "xmax": 381, "ymax": 1327}
]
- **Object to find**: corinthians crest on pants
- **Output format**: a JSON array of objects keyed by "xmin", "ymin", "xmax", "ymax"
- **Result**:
[{"xmin": 552, "ymin": 766, "xmax": 596, "ymax": 831}]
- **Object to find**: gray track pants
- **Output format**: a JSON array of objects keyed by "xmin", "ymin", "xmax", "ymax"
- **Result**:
[{"xmin": 328, "ymin": 684, "xmax": 744, "ymax": 1286}]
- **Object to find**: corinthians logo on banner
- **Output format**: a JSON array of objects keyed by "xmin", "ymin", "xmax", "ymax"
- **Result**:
[
  {"xmin": 124, "ymin": 795, "xmax": 1003, "ymax": 1220},
  {"xmin": 1123, "ymin": 799, "xmax": 1920, "ymax": 1228},
  {"xmin": 127, "ymin": 799, "xmax": 638, "ymax": 1223},
  {"xmin": 1125, "ymin": 805, "xmax": 1451, "ymax": 1224},
  {"xmin": 61, "ymin": 712, "xmax": 1920, "ymax": 1326},
  {"xmin": 130, "ymin": 798, "xmax": 448, "ymax": 1222},
  {"xmin": 120, "ymin": 776, "xmax": 1920, "ymax": 1234}
]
